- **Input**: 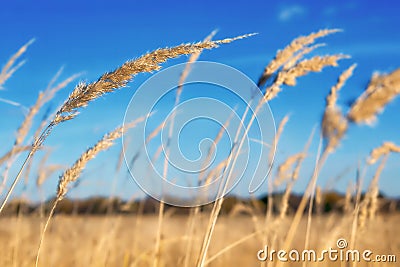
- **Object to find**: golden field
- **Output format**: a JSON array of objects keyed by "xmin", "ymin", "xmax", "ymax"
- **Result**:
[
  {"xmin": 0, "ymin": 213, "xmax": 399, "ymax": 267},
  {"xmin": 1, "ymin": 28, "xmax": 399, "ymax": 267}
]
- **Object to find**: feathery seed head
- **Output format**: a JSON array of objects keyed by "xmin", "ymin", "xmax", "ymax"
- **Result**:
[{"xmin": 348, "ymin": 68, "xmax": 400, "ymax": 124}]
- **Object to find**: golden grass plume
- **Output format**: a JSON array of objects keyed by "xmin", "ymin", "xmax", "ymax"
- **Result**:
[
  {"xmin": 348, "ymin": 68, "xmax": 400, "ymax": 124},
  {"xmin": 57, "ymin": 117, "xmax": 145, "ymax": 199},
  {"xmin": 0, "ymin": 34, "xmax": 253, "ymax": 214},
  {"xmin": 53, "ymin": 34, "xmax": 255, "ymax": 125},
  {"xmin": 367, "ymin": 141, "xmax": 400, "ymax": 164},
  {"xmin": 322, "ymin": 64, "xmax": 356, "ymax": 152},
  {"xmin": 258, "ymin": 29, "xmax": 340, "ymax": 87},
  {"xmin": 0, "ymin": 39, "xmax": 34, "ymax": 88}
]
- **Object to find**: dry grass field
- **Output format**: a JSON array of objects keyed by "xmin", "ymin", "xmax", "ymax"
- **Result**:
[
  {"xmin": 1, "ymin": 28, "xmax": 399, "ymax": 267},
  {"xmin": 0, "ymin": 214, "xmax": 399, "ymax": 267}
]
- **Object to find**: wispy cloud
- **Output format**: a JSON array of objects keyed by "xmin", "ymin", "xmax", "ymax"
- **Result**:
[
  {"xmin": 278, "ymin": 5, "xmax": 306, "ymax": 22},
  {"xmin": 0, "ymin": 97, "xmax": 29, "ymax": 112}
]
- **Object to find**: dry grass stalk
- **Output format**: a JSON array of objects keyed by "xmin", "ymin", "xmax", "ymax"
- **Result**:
[
  {"xmin": 36, "ymin": 164, "xmax": 64, "ymax": 188},
  {"xmin": 198, "ymin": 111, "xmax": 235, "ymax": 185},
  {"xmin": 198, "ymin": 31, "xmax": 345, "ymax": 266},
  {"xmin": 364, "ymin": 142, "xmax": 400, "ymax": 219},
  {"xmin": 187, "ymin": 105, "xmax": 242, "ymax": 267},
  {"xmin": 196, "ymin": 148, "xmax": 237, "ymax": 267},
  {"xmin": 36, "ymin": 150, "xmax": 65, "ymax": 188},
  {"xmin": 151, "ymin": 143, "xmax": 164, "ymax": 164},
  {"xmin": 16, "ymin": 73, "xmax": 81, "ymax": 147},
  {"xmin": 258, "ymin": 29, "xmax": 340, "ymax": 87},
  {"xmin": 158, "ymin": 31, "xmax": 221, "ymax": 267},
  {"xmin": 145, "ymin": 118, "xmax": 168, "ymax": 144},
  {"xmin": 36, "ymin": 118, "xmax": 145, "ymax": 266},
  {"xmin": 1, "ymin": 34, "xmax": 252, "ymax": 214},
  {"xmin": 203, "ymin": 157, "xmax": 231, "ymax": 186},
  {"xmin": 367, "ymin": 154, "xmax": 388, "ymax": 220},
  {"xmin": 157, "ymin": 30, "xmax": 222, "ymax": 267},
  {"xmin": 264, "ymin": 54, "xmax": 348, "ymax": 101},
  {"xmin": 279, "ymin": 55, "xmax": 349, "ymax": 86},
  {"xmin": 271, "ymin": 115, "xmax": 289, "ymax": 162},
  {"xmin": 278, "ymin": 129, "xmax": 314, "ymax": 219},
  {"xmin": 44, "ymin": 35, "xmax": 252, "ymax": 147},
  {"xmin": 204, "ymin": 231, "xmax": 261, "ymax": 265},
  {"xmin": 348, "ymin": 68, "xmax": 400, "ymax": 124},
  {"xmin": 326, "ymin": 64, "xmax": 357, "ymax": 108},
  {"xmin": 275, "ymin": 153, "xmax": 306, "ymax": 185},
  {"xmin": 303, "ymin": 137, "xmax": 325, "ymax": 261},
  {"xmin": 134, "ymin": 115, "xmax": 178, "ymax": 172},
  {"xmin": 0, "ymin": 146, "xmax": 32, "ymax": 165},
  {"xmin": 0, "ymin": 72, "xmax": 79, "ymax": 194},
  {"xmin": 0, "ymin": 39, "xmax": 34, "ymax": 88},
  {"xmin": 148, "ymin": 30, "xmax": 223, "ymax": 267},
  {"xmin": 276, "ymin": 136, "xmax": 331, "ymax": 267},
  {"xmin": 177, "ymin": 30, "xmax": 217, "ymax": 104},
  {"xmin": 322, "ymin": 64, "xmax": 356, "ymax": 152},
  {"xmin": 115, "ymin": 138, "xmax": 129, "ymax": 173},
  {"xmin": 126, "ymin": 115, "xmax": 174, "ymax": 177},
  {"xmin": 36, "ymin": 150, "xmax": 52, "ymax": 187},
  {"xmin": 351, "ymin": 164, "xmax": 365, "ymax": 239},
  {"xmin": 52, "ymin": 34, "xmax": 254, "ymax": 125},
  {"xmin": 358, "ymin": 199, "xmax": 368, "ymax": 229},
  {"xmin": 321, "ymin": 108, "xmax": 348, "ymax": 152},
  {"xmin": 211, "ymin": 111, "xmax": 234, "ymax": 149},
  {"xmin": 282, "ymin": 43, "xmax": 325, "ymax": 71},
  {"xmin": 264, "ymin": 115, "xmax": 289, "ymax": 222},
  {"xmin": 359, "ymin": 144, "xmax": 396, "ymax": 227},
  {"xmin": 144, "ymin": 110, "xmax": 182, "ymax": 148},
  {"xmin": 367, "ymin": 141, "xmax": 400, "ymax": 164},
  {"xmin": 357, "ymin": 164, "xmax": 369, "ymax": 229},
  {"xmin": 2, "ymin": 70, "xmax": 78, "ymax": 155},
  {"xmin": 344, "ymin": 182, "xmax": 353, "ymax": 214},
  {"xmin": 315, "ymin": 186, "xmax": 322, "ymax": 215},
  {"xmin": 24, "ymin": 107, "xmax": 57, "ymax": 185},
  {"xmin": 279, "ymin": 154, "xmax": 308, "ymax": 219},
  {"xmin": 56, "ymin": 118, "xmax": 144, "ymax": 200}
]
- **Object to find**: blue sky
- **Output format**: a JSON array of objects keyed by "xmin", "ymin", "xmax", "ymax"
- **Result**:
[{"xmin": 1, "ymin": 0, "xmax": 399, "ymax": 201}]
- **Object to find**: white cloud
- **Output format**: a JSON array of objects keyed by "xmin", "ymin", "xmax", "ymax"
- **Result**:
[{"xmin": 278, "ymin": 5, "xmax": 306, "ymax": 22}]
